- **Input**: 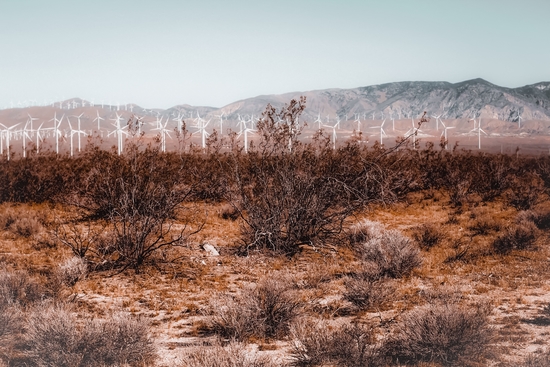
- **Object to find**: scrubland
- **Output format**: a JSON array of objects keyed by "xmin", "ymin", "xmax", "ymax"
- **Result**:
[{"xmin": 1, "ymin": 100, "xmax": 550, "ymax": 366}]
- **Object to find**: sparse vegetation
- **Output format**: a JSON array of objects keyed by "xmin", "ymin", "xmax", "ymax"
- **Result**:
[
  {"xmin": 0, "ymin": 99, "xmax": 549, "ymax": 365},
  {"xmin": 386, "ymin": 302, "xmax": 494, "ymax": 366}
]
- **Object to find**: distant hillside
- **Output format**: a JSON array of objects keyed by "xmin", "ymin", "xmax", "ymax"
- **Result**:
[{"xmin": 215, "ymin": 79, "xmax": 550, "ymax": 123}]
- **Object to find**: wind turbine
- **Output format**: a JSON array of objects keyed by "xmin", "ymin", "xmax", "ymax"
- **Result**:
[
  {"xmin": 440, "ymin": 121, "xmax": 455, "ymax": 150},
  {"xmin": 215, "ymin": 112, "xmax": 225, "ymax": 133},
  {"xmin": 0, "ymin": 123, "xmax": 19, "ymax": 160},
  {"xmin": 354, "ymin": 114, "xmax": 361, "ymax": 132},
  {"xmin": 324, "ymin": 122, "xmax": 338, "ymax": 150},
  {"xmin": 193, "ymin": 118, "xmax": 210, "ymax": 149},
  {"xmin": 405, "ymin": 117, "xmax": 424, "ymax": 149},
  {"xmin": 517, "ymin": 111, "xmax": 523, "ymax": 129},
  {"xmin": 153, "ymin": 118, "xmax": 172, "ymax": 152},
  {"xmin": 432, "ymin": 114, "xmax": 442, "ymax": 131},
  {"xmin": 370, "ymin": 119, "xmax": 387, "ymax": 144},
  {"xmin": 238, "ymin": 121, "xmax": 256, "ymax": 153},
  {"xmin": 94, "ymin": 110, "xmax": 104, "ymax": 132},
  {"xmin": 72, "ymin": 113, "xmax": 87, "ymax": 152},
  {"xmin": 108, "ymin": 113, "xmax": 129, "ymax": 155},
  {"xmin": 469, "ymin": 117, "xmax": 487, "ymax": 150},
  {"xmin": 27, "ymin": 114, "xmax": 38, "ymax": 138},
  {"xmin": 315, "ymin": 113, "xmax": 323, "ymax": 130},
  {"xmin": 49, "ymin": 113, "xmax": 64, "ymax": 154}
]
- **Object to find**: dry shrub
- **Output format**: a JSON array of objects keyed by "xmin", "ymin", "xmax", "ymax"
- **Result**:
[
  {"xmin": 386, "ymin": 302, "xmax": 493, "ymax": 366},
  {"xmin": 521, "ymin": 349, "xmax": 550, "ymax": 367},
  {"xmin": 24, "ymin": 303, "xmax": 156, "ymax": 367},
  {"xmin": 412, "ymin": 223, "xmax": 443, "ymax": 249},
  {"xmin": 180, "ymin": 341, "xmax": 283, "ymax": 367},
  {"xmin": 347, "ymin": 219, "xmax": 385, "ymax": 247},
  {"xmin": 211, "ymin": 277, "xmax": 302, "ymax": 340},
  {"xmin": 492, "ymin": 221, "xmax": 538, "ymax": 254},
  {"xmin": 357, "ymin": 227, "xmax": 422, "ymax": 278},
  {"xmin": 0, "ymin": 205, "xmax": 48, "ymax": 238},
  {"xmin": 0, "ymin": 268, "xmax": 43, "ymax": 307},
  {"xmin": 56, "ymin": 257, "xmax": 88, "ymax": 287},
  {"xmin": 529, "ymin": 206, "xmax": 550, "ymax": 230},
  {"xmin": 506, "ymin": 173, "xmax": 545, "ymax": 211},
  {"xmin": 343, "ymin": 276, "xmax": 393, "ymax": 310},
  {"xmin": 0, "ymin": 305, "xmax": 23, "ymax": 362},
  {"xmin": 289, "ymin": 319, "xmax": 380, "ymax": 367},
  {"xmin": 219, "ymin": 203, "xmax": 240, "ymax": 221},
  {"xmin": 468, "ymin": 208, "xmax": 501, "ymax": 236}
]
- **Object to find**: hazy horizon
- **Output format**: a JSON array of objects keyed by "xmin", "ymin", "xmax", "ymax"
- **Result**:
[{"xmin": 1, "ymin": 0, "xmax": 549, "ymax": 109}]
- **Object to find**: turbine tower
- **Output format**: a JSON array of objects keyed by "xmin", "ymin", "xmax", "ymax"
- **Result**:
[
  {"xmin": 370, "ymin": 119, "xmax": 387, "ymax": 145},
  {"xmin": 440, "ymin": 121, "xmax": 455, "ymax": 150}
]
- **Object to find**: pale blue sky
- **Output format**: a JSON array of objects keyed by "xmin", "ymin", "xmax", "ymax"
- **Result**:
[{"xmin": 0, "ymin": 0, "xmax": 548, "ymax": 109}]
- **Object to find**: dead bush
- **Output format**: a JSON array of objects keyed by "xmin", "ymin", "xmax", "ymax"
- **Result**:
[
  {"xmin": 492, "ymin": 221, "xmax": 538, "ymax": 254},
  {"xmin": 506, "ymin": 173, "xmax": 545, "ymax": 211},
  {"xmin": 412, "ymin": 223, "xmax": 443, "ymax": 249},
  {"xmin": 24, "ymin": 303, "xmax": 156, "ymax": 367},
  {"xmin": 0, "ymin": 268, "xmax": 43, "ymax": 308},
  {"xmin": 289, "ymin": 319, "xmax": 381, "ymax": 367},
  {"xmin": 0, "ymin": 305, "xmax": 23, "ymax": 362},
  {"xmin": 56, "ymin": 257, "xmax": 88, "ymax": 287},
  {"xmin": 357, "ymin": 228, "xmax": 422, "ymax": 278},
  {"xmin": 180, "ymin": 341, "xmax": 283, "ymax": 367},
  {"xmin": 468, "ymin": 208, "xmax": 501, "ymax": 236},
  {"xmin": 520, "ymin": 349, "xmax": 550, "ymax": 367},
  {"xmin": 347, "ymin": 219, "xmax": 385, "ymax": 247},
  {"xmin": 386, "ymin": 303, "xmax": 493, "ymax": 366},
  {"xmin": 219, "ymin": 203, "xmax": 240, "ymax": 221},
  {"xmin": 343, "ymin": 276, "xmax": 393, "ymax": 310},
  {"xmin": 211, "ymin": 277, "xmax": 302, "ymax": 340},
  {"xmin": 52, "ymin": 219, "xmax": 107, "ymax": 259}
]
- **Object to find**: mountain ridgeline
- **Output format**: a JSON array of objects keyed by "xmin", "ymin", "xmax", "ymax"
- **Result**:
[{"xmin": 184, "ymin": 79, "xmax": 550, "ymax": 123}]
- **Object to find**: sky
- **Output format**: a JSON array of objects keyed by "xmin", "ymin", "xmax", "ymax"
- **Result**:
[{"xmin": 1, "ymin": 0, "xmax": 549, "ymax": 109}]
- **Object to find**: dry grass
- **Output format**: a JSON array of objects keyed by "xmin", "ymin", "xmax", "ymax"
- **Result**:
[{"xmin": 1, "ymin": 195, "xmax": 550, "ymax": 365}]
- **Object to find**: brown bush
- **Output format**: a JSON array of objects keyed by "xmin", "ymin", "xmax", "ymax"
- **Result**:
[
  {"xmin": 289, "ymin": 320, "xmax": 381, "ymax": 367},
  {"xmin": 0, "ymin": 268, "xmax": 43, "ymax": 308},
  {"xmin": 180, "ymin": 341, "xmax": 283, "ymax": 367},
  {"xmin": 23, "ymin": 303, "xmax": 156, "ymax": 367},
  {"xmin": 520, "ymin": 349, "xmax": 550, "ymax": 367},
  {"xmin": 492, "ymin": 221, "xmax": 538, "ymax": 254},
  {"xmin": 357, "ymin": 228, "xmax": 422, "ymax": 278},
  {"xmin": 412, "ymin": 223, "xmax": 444, "ymax": 249},
  {"xmin": 386, "ymin": 303, "xmax": 493, "ymax": 366},
  {"xmin": 343, "ymin": 276, "xmax": 393, "ymax": 310},
  {"xmin": 211, "ymin": 277, "xmax": 302, "ymax": 340}
]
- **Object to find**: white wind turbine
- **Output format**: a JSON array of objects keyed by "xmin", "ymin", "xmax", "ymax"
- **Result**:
[
  {"xmin": 440, "ymin": 121, "xmax": 455, "ymax": 150},
  {"xmin": 335, "ymin": 115, "xmax": 341, "ymax": 129},
  {"xmin": 49, "ymin": 113, "xmax": 64, "ymax": 154},
  {"xmin": 0, "ymin": 123, "xmax": 20, "ymax": 160},
  {"xmin": 238, "ymin": 120, "xmax": 256, "ymax": 153},
  {"xmin": 27, "ymin": 114, "xmax": 38, "ymax": 138},
  {"xmin": 20, "ymin": 119, "xmax": 35, "ymax": 158},
  {"xmin": 354, "ymin": 114, "xmax": 361, "ymax": 132},
  {"xmin": 94, "ymin": 110, "xmax": 104, "ymax": 132},
  {"xmin": 370, "ymin": 119, "xmax": 387, "ymax": 144},
  {"xmin": 432, "ymin": 113, "xmax": 442, "ymax": 131},
  {"xmin": 324, "ymin": 122, "xmax": 338, "ymax": 150},
  {"xmin": 72, "ymin": 113, "xmax": 87, "ymax": 152},
  {"xmin": 315, "ymin": 113, "xmax": 323, "ymax": 130},
  {"xmin": 517, "ymin": 111, "xmax": 523, "ymax": 129},
  {"xmin": 153, "ymin": 118, "xmax": 172, "ymax": 152},
  {"xmin": 34, "ymin": 122, "xmax": 51, "ymax": 154},
  {"xmin": 469, "ymin": 117, "xmax": 487, "ymax": 150},
  {"xmin": 108, "ymin": 113, "xmax": 128, "ymax": 155},
  {"xmin": 193, "ymin": 118, "xmax": 210, "ymax": 149},
  {"xmin": 173, "ymin": 112, "xmax": 184, "ymax": 133},
  {"xmin": 215, "ymin": 112, "xmax": 225, "ymax": 133},
  {"xmin": 405, "ymin": 117, "xmax": 424, "ymax": 149}
]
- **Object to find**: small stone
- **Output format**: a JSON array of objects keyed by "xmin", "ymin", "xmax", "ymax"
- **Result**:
[{"xmin": 202, "ymin": 243, "xmax": 220, "ymax": 256}]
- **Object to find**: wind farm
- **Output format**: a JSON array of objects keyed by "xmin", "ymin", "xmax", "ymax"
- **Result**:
[{"xmin": 1, "ymin": 79, "xmax": 550, "ymax": 158}]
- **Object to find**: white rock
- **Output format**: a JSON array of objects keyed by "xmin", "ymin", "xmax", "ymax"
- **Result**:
[{"xmin": 202, "ymin": 243, "xmax": 220, "ymax": 256}]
